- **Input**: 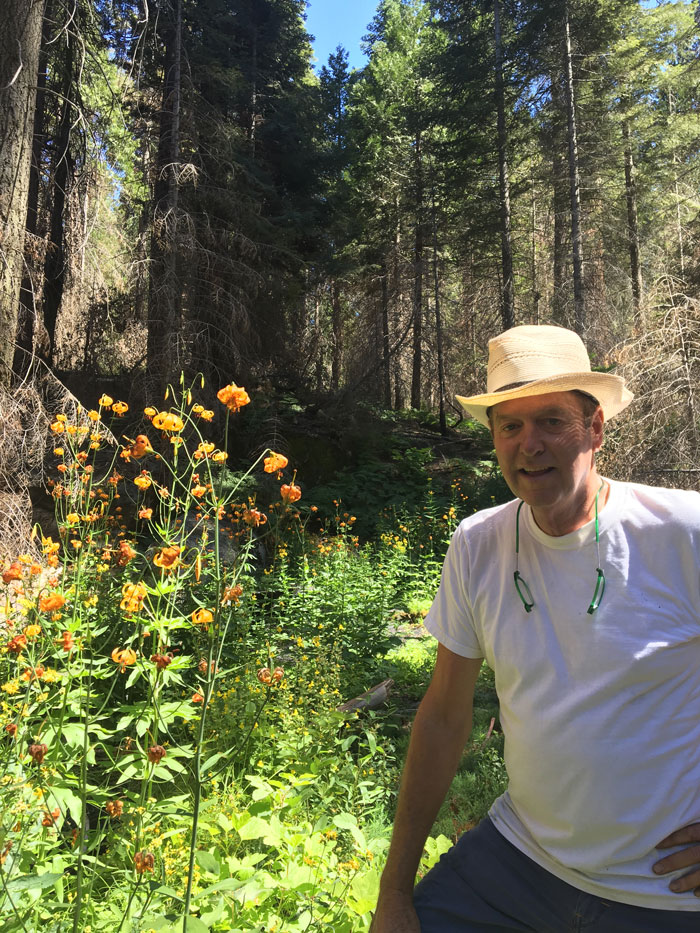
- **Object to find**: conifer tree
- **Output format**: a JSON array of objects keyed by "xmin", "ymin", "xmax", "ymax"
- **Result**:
[{"xmin": 0, "ymin": 0, "xmax": 45, "ymax": 384}]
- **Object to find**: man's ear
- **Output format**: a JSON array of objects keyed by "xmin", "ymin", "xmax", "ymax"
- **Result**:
[{"xmin": 591, "ymin": 406, "xmax": 605, "ymax": 453}]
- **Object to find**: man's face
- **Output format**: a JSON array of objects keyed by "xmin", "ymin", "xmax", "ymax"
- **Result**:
[{"xmin": 490, "ymin": 391, "xmax": 604, "ymax": 529}]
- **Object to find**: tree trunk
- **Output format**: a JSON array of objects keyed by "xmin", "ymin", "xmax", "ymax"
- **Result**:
[
  {"xmin": 530, "ymin": 164, "xmax": 540, "ymax": 323},
  {"xmin": 493, "ymin": 0, "xmax": 514, "ymax": 331},
  {"xmin": 381, "ymin": 263, "xmax": 391, "ymax": 409},
  {"xmin": 330, "ymin": 279, "xmax": 342, "ymax": 391},
  {"xmin": 393, "ymin": 360, "xmax": 403, "ymax": 410},
  {"xmin": 16, "ymin": 5, "xmax": 51, "ymax": 370},
  {"xmin": 621, "ymin": 117, "xmax": 643, "ymax": 327},
  {"xmin": 0, "ymin": 0, "xmax": 45, "ymax": 385},
  {"xmin": 411, "ymin": 129, "xmax": 424, "ymax": 409},
  {"xmin": 550, "ymin": 79, "xmax": 569, "ymax": 325},
  {"xmin": 147, "ymin": 0, "xmax": 183, "ymax": 391},
  {"xmin": 43, "ymin": 27, "xmax": 75, "ymax": 358},
  {"xmin": 250, "ymin": 27, "xmax": 258, "ymax": 156},
  {"xmin": 668, "ymin": 88, "xmax": 685, "ymax": 279},
  {"xmin": 314, "ymin": 296, "xmax": 324, "ymax": 393},
  {"xmin": 431, "ymin": 183, "xmax": 447, "ymax": 436},
  {"xmin": 563, "ymin": 1, "xmax": 585, "ymax": 334}
]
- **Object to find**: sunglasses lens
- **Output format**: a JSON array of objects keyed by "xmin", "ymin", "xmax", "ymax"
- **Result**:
[
  {"xmin": 587, "ymin": 569, "xmax": 606, "ymax": 614},
  {"xmin": 514, "ymin": 571, "xmax": 534, "ymax": 612}
]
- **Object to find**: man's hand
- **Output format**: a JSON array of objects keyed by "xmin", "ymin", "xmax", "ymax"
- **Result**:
[
  {"xmin": 370, "ymin": 889, "xmax": 421, "ymax": 933},
  {"xmin": 653, "ymin": 822, "xmax": 700, "ymax": 895}
]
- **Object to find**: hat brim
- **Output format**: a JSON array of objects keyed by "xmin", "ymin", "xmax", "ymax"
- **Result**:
[{"xmin": 456, "ymin": 372, "xmax": 633, "ymax": 428}]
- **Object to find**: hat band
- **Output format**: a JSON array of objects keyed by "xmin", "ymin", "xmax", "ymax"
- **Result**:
[{"xmin": 493, "ymin": 381, "xmax": 529, "ymax": 393}]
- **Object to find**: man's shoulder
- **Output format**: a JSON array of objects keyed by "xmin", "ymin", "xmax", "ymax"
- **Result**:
[
  {"xmin": 612, "ymin": 479, "xmax": 700, "ymax": 525},
  {"xmin": 455, "ymin": 498, "xmax": 518, "ymax": 540}
]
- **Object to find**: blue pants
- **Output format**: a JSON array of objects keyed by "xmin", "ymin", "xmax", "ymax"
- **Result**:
[{"xmin": 413, "ymin": 818, "xmax": 699, "ymax": 931}]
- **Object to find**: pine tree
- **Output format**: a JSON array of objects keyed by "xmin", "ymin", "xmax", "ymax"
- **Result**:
[
  {"xmin": 0, "ymin": 0, "xmax": 45, "ymax": 384},
  {"xmin": 343, "ymin": 0, "xmax": 432, "ymax": 407}
]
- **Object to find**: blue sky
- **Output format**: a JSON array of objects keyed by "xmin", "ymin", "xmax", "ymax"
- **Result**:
[{"xmin": 305, "ymin": 0, "xmax": 379, "ymax": 71}]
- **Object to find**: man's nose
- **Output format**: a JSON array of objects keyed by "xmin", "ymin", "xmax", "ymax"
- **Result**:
[{"xmin": 520, "ymin": 422, "xmax": 545, "ymax": 456}]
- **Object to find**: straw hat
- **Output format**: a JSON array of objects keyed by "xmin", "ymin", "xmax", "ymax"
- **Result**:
[{"xmin": 456, "ymin": 324, "xmax": 633, "ymax": 427}]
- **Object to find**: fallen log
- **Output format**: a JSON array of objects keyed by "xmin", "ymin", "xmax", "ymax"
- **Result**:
[{"xmin": 337, "ymin": 678, "xmax": 394, "ymax": 713}]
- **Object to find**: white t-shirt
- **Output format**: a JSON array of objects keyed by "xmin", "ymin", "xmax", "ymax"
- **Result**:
[{"xmin": 424, "ymin": 479, "xmax": 700, "ymax": 910}]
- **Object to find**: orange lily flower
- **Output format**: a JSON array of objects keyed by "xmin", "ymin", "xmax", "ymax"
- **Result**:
[
  {"xmin": 281, "ymin": 483, "xmax": 302, "ymax": 504},
  {"xmin": 111, "ymin": 646, "xmax": 137, "ymax": 671},
  {"xmin": 153, "ymin": 546, "xmax": 181, "ymax": 571},
  {"xmin": 39, "ymin": 593, "xmax": 66, "ymax": 612},
  {"xmin": 191, "ymin": 608, "xmax": 214, "ymax": 627},
  {"xmin": 264, "ymin": 452, "xmax": 288, "ymax": 473},
  {"xmin": 217, "ymin": 383, "xmax": 250, "ymax": 413}
]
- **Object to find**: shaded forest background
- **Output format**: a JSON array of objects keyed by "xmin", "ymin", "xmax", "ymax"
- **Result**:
[{"xmin": 1, "ymin": 0, "xmax": 700, "ymax": 503}]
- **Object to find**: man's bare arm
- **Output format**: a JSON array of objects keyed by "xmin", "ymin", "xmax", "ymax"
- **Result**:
[{"xmin": 371, "ymin": 645, "xmax": 484, "ymax": 932}]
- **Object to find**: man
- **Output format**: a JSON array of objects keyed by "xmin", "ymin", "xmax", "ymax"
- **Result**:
[{"xmin": 373, "ymin": 324, "xmax": 700, "ymax": 932}]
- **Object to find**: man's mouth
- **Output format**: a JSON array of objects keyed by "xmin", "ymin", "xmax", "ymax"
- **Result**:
[{"xmin": 520, "ymin": 467, "xmax": 553, "ymax": 476}]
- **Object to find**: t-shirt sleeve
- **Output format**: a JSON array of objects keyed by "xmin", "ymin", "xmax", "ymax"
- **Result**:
[{"xmin": 424, "ymin": 523, "xmax": 484, "ymax": 658}]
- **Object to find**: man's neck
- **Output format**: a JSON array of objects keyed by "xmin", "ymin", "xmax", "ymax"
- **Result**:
[{"xmin": 531, "ymin": 476, "xmax": 608, "ymax": 537}]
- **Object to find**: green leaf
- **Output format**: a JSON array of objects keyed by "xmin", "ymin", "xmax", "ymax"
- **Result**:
[
  {"xmin": 201, "ymin": 752, "xmax": 227, "ymax": 772},
  {"xmin": 137, "ymin": 919, "xmax": 172, "ymax": 931},
  {"xmin": 125, "ymin": 665, "xmax": 142, "ymax": 690},
  {"xmin": 195, "ymin": 851, "xmax": 220, "ymax": 876},
  {"xmin": 159, "ymin": 700, "xmax": 192, "ymax": 723},
  {"xmin": 152, "ymin": 884, "xmax": 184, "ymax": 902},
  {"xmin": 116, "ymin": 763, "xmax": 139, "ymax": 784},
  {"xmin": 135, "ymin": 719, "xmax": 149, "ymax": 737},
  {"xmin": 115, "ymin": 713, "xmax": 136, "ymax": 732},
  {"xmin": 347, "ymin": 867, "xmax": 381, "ymax": 915},
  {"xmin": 6, "ymin": 872, "xmax": 63, "ymax": 892},
  {"xmin": 365, "ymin": 729, "xmax": 377, "ymax": 756},
  {"xmin": 162, "ymin": 757, "xmax": 187, "ymax": 775},
  {"xmin": 49, "ymin": 785, "xmax": 83, "ymax": 822},
  {"xmin": 60, "ymin": 723, "xmax": 88, "ymax": 748},
  {"xmin": 216, "ymin": 812, "xmax": 232, "ymax": 832},
  {"xmin": 333, "ymin": 812, "xmax": 366, "ymax": 849},
  {"xmin": 237, "ymin": 816, "xmax": 270, "ymax": 840},
  {"xmin": 182, "ymin": 916, "xmax": 210, "ymax": 932},
  {"xmin": 195, "ymin": 877, "xmax": 245, "ymax": 897}
]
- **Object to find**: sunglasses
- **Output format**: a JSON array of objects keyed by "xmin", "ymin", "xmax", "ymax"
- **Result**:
[{"xmin": 514, "ymin": 482, "xmax": 606, "ymax": 615}]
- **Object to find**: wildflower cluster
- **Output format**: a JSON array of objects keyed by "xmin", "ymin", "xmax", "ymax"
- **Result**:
[{"xmin": 0, "ymin": 376, "xmax": 309, "ymax": 931}]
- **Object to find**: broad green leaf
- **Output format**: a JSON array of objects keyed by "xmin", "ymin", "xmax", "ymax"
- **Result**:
[
  {"xmin": 60, "ymin": 723, "xmax": 88, "ymax": 748},
  {"xmin": 237, "ymin": 815, "xmax": 270, "ymax": 840},
  {"xmin": 116, "ymin": 762, "xmax": 139, "ymax": 784},
  {"xmin": 136, "ymin": 919, "xmax": 171, "ymax": 931},
  {"xmin": 199, "ymin": 896, "xmax": 225, "ymax": 925},
  {"xmin": 6, "ymin": 872, "xmax": 63, "ymax": 892},
  {"xmin": 124, "ymin": 665, "xmax": 142, "ymax": 689},
  {"xmin": 195, "ymin": 877, "xmax": 245, "ymax": 897},
  {"xmin": 49, "ymin": 785, "xmax": 83, "ymax": 822},
  {"xmin": 333, "ymin": 812, "xmax": 366, "ymax": 849},
  {"xmin": 366, "ymin": 729, "xmax": 377, "ymax": 755},
  {"xmin": 115, "ymin": 713, "xmax": 136, "ymax": 732},
  {"xmin": 195, "ymin": 850, "xmax": 220, "ymax": 875},
  {"xmin": 216, "ymin": 812, "xmax": 232, "ymax": 832},
  {"xmin": 348, "ymin": 868, "xmax": 381, "ymax": 915},
  {"xmin": 182, "ymin": 917, "xmax": 210, "ymax": 933},
  {"xmin": 162, "ymin": 757, "xmax": 187, "ymax": 775},
  {"xmin": 201, "ymin": 752, "xmax": 227, "ymax": 772},
  {"xmin": 152, "ymin": 884, "xmax": 184, "ymax": 902}
]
